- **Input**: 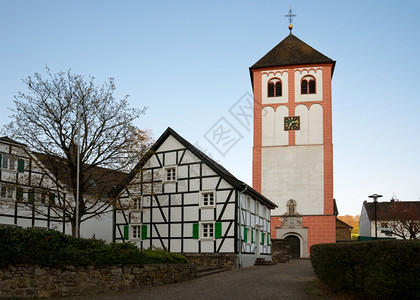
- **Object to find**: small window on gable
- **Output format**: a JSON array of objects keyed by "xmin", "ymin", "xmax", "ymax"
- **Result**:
[
  {"xmin": 301, "ymin": 76, "xmax": 316, "ymax": 94},
  {"xmin": 267, "ymin": 79, "xmax": 282, "ymax": 97},
  {"xmin": 287, "ymin": 199, "xmax": 297, "ymax": 215},
  {"xmin": 201, "ymin": 191, "xmax": 215, "ymax": 208},
  {"xmin": 163, "ymin": 166, "xmax": 177, "ymax": 182},
  {"xmin": 132, "ymin": 197, "xmax": 143, "ymax": 211}
]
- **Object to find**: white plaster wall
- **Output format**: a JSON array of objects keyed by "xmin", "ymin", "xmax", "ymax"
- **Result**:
[
  {"xmin": 171, "ymin": 239, "xmax": 181, "ymax": 252},
  {"xmin": 294, "ymin": 68, "xmax": 323, "ymax": 102},
  {"xmin": 164, "ymin": 151, "xmax": 177, "ymax": 165},
  {"xmin": 295, "ymin": 104, "xmax": 323, "ymax": 145},
  {"xmin": 202, "ymin": 177, "xmax": 218, "ymax": 190},
  {"xmin": 261, "ymin": 145, "xmax": 324, "ymax": 216},
  {"xmin": 171, "ymin": 224, "xmax": 181, "ymax": 237},
  {"xmin": 262, "ymin": 106, "xmax": 288, "ymax": 146},
  {"xmin": 181, "ymin": 150, "xmax": 201, "ymax": 164},
  {"xmin": 261, "ymin": 70, "xmax": 289, "ymax": 104},
  {"xmin": 359, "ymin": 204, "xmax": 370, "ymax": 236},
  {"xmin": 157, "ymin": 135, "xmax": 184, "ymax": 152}
]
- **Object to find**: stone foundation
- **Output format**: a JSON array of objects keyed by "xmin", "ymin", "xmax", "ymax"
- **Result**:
[
  {"xmin": 0, "ymin": 264, "xmax": 196, "ymax": 298},
  {"xmin": 183, "ymin": 253, "xmax": 238, "ymax": 269},
  {"xmin": 271, "ymin": 239, "xmax": 290, "ymax": 263}
]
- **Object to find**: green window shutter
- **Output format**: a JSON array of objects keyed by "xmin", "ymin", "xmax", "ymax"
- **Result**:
[
  {"xmin": 17, "ymin": 159, "xmax": 25, "ymax": 172},
  {"xmin": 28, "ymin": 190, "xmax": 35, "ymax": 203},
  {"xmin": 261, "ymin": 232, "xmax": 265, "ymax": 245},
  {"xmin": 192, "ymin": 223, "xmax": 199, "ymax": 239},
  {"xmin": 251, "ymin": 229, "xmax": 254, "ymax": 243},
  {"xmin": 16, "ymin": 188, "xmax": 23, "ymax": 201},
  {"xmin": 243, "ymin": 227, "xmax": 247, "ymax": 242},
  {"xmin": 141, "ymin": 224, "xmax": 147, "ymax": 239},
  {"xmin": 123, "ymin": 225, "xmax": 129, "ymax": 240},
  {"xmin": 215, "ymin": 222, "xmax": 222, "ymax": 239}
]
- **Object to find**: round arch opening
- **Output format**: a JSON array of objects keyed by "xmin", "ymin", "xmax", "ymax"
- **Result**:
[{"xmin": 284, "ymin": 235, "xmax": 301, "ymax": 258}]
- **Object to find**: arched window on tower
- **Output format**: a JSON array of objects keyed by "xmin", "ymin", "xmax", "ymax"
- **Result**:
[
  {"xmin": 267, "ymin": 78, "xmax": 282, "ymax": 97},
  {"xmin": 301, "ymin": 76, "xmax": 316, "ymax": 94},
  {"xmin": 287, "ymin": 199, "xmax": 297, "ymax": 215}
]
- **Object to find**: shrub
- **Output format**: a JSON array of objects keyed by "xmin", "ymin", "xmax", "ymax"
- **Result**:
[
  {"xmin": 310, "ymin": 240, "xmax": 420, "ymax": 299},
  {"xmin": 0, "ymin": 227, "xmax": 189, "ymax": 267}
]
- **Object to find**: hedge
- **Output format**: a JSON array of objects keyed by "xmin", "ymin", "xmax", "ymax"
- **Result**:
[
  {"xmin": 0, "ymin": 227, "xmax": 189, "ymax": 267},
  {"xmin": 310, "ymin": 240, "xmax": 420, "ymax": 299}
]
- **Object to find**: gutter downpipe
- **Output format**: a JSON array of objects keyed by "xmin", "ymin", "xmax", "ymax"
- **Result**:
[{"xmin": 238, "ymin": 183, "xmax": 248, "ymax": 269}]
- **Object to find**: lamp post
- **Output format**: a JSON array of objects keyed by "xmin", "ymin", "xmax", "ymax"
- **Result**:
[{"xmin": 368, "ymin": 194, "xmax": 383, "ymax": 239}]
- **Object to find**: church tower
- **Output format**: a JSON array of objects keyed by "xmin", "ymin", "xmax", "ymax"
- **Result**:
[{"xmin": 250, "ymin": 23, "xmax": 336, "ymax": 257}]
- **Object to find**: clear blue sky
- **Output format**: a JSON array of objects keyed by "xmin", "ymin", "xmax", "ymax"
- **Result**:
[{"xmin": 1, "ymin": 1, "xmax": 419, "ymax": 216}]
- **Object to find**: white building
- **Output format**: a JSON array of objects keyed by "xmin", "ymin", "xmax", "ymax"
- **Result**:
[
  {"xmin": 113, "ymin": 128, "xmax": 277, "ymax": 268},
  {"xmin": 0, "ymin": 136, "xmax": 118, "ymax": 242},
  {"xmin": 359, "ymin": 200, "xmax": 420, "ymax": 239}
]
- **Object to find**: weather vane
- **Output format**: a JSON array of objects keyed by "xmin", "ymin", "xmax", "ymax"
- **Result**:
[{"xmin": 285, "ymin": 6, "xmax": 296, "ymax": 34}]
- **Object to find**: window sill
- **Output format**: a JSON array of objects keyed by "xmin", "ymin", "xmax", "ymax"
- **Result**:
[
  {"xmin": 200, "ymin": 205, "xmax": 215, "ymax": 209},
  {"xmin": 200, "ymin": 237, "xmax": 215, "ymax": 241}
]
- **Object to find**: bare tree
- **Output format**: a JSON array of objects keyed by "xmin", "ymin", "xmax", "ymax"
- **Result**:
[
  {"xmin": 386, "ymin": 201, "xmax": 420, "ymax": 239},
  {"xmin": 3, "ymin": 67, "xmax": 151, "ymax": 237}
]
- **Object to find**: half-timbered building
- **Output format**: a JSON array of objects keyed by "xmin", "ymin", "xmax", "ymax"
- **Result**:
[
  {"xmin": 0, "ymin": 136, "xmax": 119, "ymax": 242},
  {"xmin": 113, "ymin": 128, "xmax": 277, "ymax": 268}
]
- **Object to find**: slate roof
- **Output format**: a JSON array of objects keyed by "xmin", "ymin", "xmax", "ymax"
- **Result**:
[
  {"xmin": 34, "ymin": 152, "xmax": 126, "ymax": 197},
  {"xmin": 0, "ymin": 136, "xmax": 26, "ymax": 146},
  {"xmin": 249, "ymin": 34, "xmax": 335, "ymax": 84},
  {"xmin": 251, "ymin": 34, "xmax": 335, "ymax": 69},
  {"xmin": 364, "ymin": 201, "xmax": 420, "ymax": 221},
  {"xmin": 113, "ymin": 127, "xmax": 277, "ymax": 209}
]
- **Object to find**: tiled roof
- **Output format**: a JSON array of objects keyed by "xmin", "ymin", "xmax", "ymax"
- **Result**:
[
  {"xmin": 364, "ymin": 201, "xmax": 420, "ymax": 221},
  {"xmin": 336, "ymin": 218, "xmax": 353, "ymax": 229}
]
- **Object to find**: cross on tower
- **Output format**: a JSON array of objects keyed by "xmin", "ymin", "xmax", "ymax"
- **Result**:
[{"xmin": 285, "ymin": 7, "xmax": 296, "ymax": 33}]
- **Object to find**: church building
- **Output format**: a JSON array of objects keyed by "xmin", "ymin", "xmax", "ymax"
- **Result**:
[{"xmin": 250, "ymin": 24, "xmax": 336, "ymax": 257}]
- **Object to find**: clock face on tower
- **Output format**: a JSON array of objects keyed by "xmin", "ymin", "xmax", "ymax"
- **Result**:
[{"xmin": 284, "ymin": 116, "xmax": 300, "ymax": 131}]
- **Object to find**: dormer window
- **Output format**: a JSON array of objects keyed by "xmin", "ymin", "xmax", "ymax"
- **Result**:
[
  {"xmin": 301, "ymin": 76, "xmax": 316, "ymax": 94},
  {"xmin": 267, "ymin": 79, "xmax": 282, "ymax": 97}
]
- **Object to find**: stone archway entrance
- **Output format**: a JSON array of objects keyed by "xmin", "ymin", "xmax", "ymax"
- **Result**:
[{"xmin": 285, "ymin": 235, "xmax": 300, "ymax": 258}]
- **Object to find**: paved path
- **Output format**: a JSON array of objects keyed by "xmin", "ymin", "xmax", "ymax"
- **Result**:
[{"xmin": 65, "ymin": 259, "xmax": 317, "ymax": 300}]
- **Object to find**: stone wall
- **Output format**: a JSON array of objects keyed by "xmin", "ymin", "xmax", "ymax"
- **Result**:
[
  {"xmin": 183, "ymin": 253, "xmax": 238, "ymax": 269},
  {"xmin": 0, "ymin": 264, "xmax": 196, "ymax": 298},
  {"xmin": 271, "ymin": 239, "xmax": 290, "ymax": 263}
]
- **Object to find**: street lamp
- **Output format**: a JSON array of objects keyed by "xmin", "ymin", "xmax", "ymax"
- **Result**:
[{"xmin": 368, "ymin": 194, "xmax": 383, "ymax": 239}]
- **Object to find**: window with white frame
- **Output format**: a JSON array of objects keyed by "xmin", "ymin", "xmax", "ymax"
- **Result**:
[
  {"xmin": 246, "ymin": 196, "xmax": 252, "ymax": 211},
  {"xmin": 1, "ymin": 156, "xmax": 16, "ymax": 170},
  {"xmin": 132, "ymin": 197, "xmax": 143, "ymax": 210},
  {"xmin": 130, "ymin": 224, "xmax": 142, "ymax": 239},
  {"xmin": 163, "ymin": 166, "xmax": 177, "ymax": 182},
  {"xmin": 200, "ymin": 191, "xmax": 215, "ymax": 208},
  {"xmin": 0, "ymin": 185, "xmax": 14, "ymax": 200},
  {"xmin": 201, "ymin": 222, "xmax": 214, "ymax": 238}
]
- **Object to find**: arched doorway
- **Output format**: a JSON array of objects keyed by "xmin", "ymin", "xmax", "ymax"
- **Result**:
[{"xmin": 285, "ymin": 235, "xmax": 300, "ymax": 258}]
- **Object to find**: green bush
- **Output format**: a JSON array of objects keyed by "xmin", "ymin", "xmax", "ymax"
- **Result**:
[
  {"xmin": 310, "ymin": 240, "xmax": 420, "ymax": 299},
  {"xmin": 0, "ymin": 227, "xmax": 189, "ymax": 267}
]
